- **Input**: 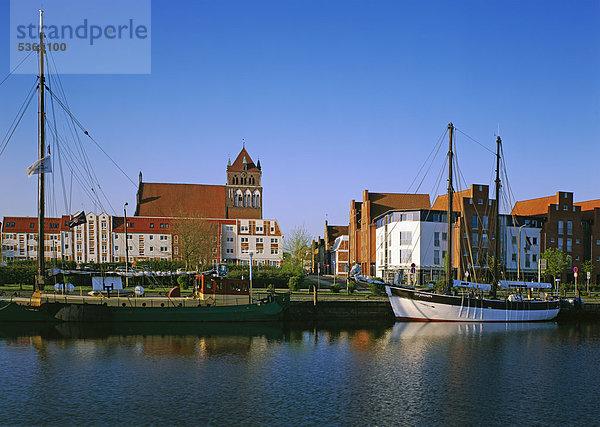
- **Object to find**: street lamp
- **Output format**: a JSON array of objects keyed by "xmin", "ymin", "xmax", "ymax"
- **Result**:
[
  {"xmin": 124, "ymin": 202, "xmax": 129, "ymax": 288},
  {"xmin": 249, "ymin": 251, "xmax": 253, "ymax": 303}
]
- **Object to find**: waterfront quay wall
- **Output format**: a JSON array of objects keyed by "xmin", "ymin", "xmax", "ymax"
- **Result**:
[
  {"xmin": 285, "ymin": 300, "xmax": 395, "ymax": 322},
  {"xmin": 284, "ymin": 299, "xmax": 600, "ymax": 322}
]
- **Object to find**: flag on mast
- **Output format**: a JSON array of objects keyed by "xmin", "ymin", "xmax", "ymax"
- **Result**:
[
  {"xmin": 66, "ymin": 211, "xmax": 87, "ymax": 228},
  {"xmin": 26, "ymin": 156, "xmax": 52, "ymax": 177}
]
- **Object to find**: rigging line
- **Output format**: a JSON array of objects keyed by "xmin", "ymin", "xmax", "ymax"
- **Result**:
[
  {"xmin": 455, "ymin": 127, "xmax": 496, "ymax": 156},
  {"xmin": 414, "ymin": 131, "xmax": 447, "ymax": 194},
  {"xmin": 45, "ymin": 62, "xmax": 99, "ymax": 204},
  {"xmin": 45, "ymin": 51, "xmax": 133, "ymax": 196},
  {"xmin": 0, "ymin": 50, "xmax": 34, "ymax": 88},
  {"xmin": 46, "ymin": 123, "xmax": 108, "ymax": 211},
  {"xmin": 0, "ymin": 79, "xmax": 39, "ymax": 159},
  {"xmin": 44, "ymin": 84, "xmax": 138, "ymax": 188},
  {"xmin": 407, "ymin": 128, "xmax": 448, "ymax": 193}
]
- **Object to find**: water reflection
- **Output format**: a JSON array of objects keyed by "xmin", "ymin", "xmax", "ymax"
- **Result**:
[
  {"xmin": 389, "ymin": 321, "xmax": 558, "ymax": 340},
  {"xmin": 0, "ymin": 320, "xmax": 599, "ymax": 425}
]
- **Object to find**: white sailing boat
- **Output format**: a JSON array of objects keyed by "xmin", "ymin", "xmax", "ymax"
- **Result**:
[{"xmin": 353, "ymin": 123, "xmax": 560, "ymax": 322}]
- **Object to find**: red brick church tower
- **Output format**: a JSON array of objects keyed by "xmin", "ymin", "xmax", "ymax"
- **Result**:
[{"xmin": 225, "ymin": 147, "xmax": 262, "ymax": 219}]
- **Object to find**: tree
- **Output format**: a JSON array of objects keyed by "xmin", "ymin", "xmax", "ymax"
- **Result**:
[
  {"xmin": 283, "ymin": 225, "xmax": 312, "ymax": 270},
  {"xmin": 173, "ymin": 218, "xmax": 218, "ymax": 270},
  {"xmin": 541, "ymin": 248, "xmax": 569, "ymax": 284}
]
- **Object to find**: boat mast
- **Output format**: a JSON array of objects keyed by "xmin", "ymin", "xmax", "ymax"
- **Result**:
[
  {"xmin": 36, "ymin": 10, "xmax": 46, "ymax": 291},
  {"xmin": 492, "ymin": 136, "xmax": 501, "ymax": 298},
  {"xmin": 446, "ymin": 122, "xmax": 454, "ymax": 293}
]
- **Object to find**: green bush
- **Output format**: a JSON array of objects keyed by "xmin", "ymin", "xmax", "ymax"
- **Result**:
[
  {"xmin": 347, "ymin": 281, "xmax": 356, "ymax": 294},
  {"xmin": 288, "ymin": 275, "xmax": 303, "ymax": 292},
  {"xmin": 177, "ymin": 275, "xmax": 190, "ymax": 290},
  {"xmin": 368, "ymin": 282, "xmax": 387, "ymax": 296},
  {"xmin": 330, "ymin": 283, "xmax": 341, "ymax": 293}
]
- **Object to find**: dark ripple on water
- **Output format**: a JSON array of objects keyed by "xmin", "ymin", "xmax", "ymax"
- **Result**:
[{"xmin": 0, "ymin": 321, "xmax": 599, "ymax": 426}]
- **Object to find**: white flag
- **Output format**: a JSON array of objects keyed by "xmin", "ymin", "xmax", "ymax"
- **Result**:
[{"xmin": 26, "ymin": 156, "xmax": 52, "ymax": 177}]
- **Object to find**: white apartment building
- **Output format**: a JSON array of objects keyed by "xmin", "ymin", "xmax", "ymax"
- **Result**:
[
  {"xmin": 2, "ymin": 215, "xmax": 283, "ymax": 267},
  {"xmin": 236, "ymin": 219, "xmax": 282, "ymax": 266},
  {"xmin": 375, "ymin": 210, "xmax": 448, "ymax": 282}
]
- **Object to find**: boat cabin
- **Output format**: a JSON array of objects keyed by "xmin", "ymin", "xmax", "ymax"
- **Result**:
[{"xmin": 194, "ymin": 275, "xmax": 250, "ymax": 305}]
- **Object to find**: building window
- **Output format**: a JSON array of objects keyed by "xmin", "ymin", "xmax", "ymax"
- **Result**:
[
  {"xmin": 472, "ymin": 233, "xmax": 478, "ymax": 247},
  {"xmin": 511, "ymin": 235, "xmax": 517, "ymax": 245},
  {"xmin": 472, "ymin": 215, "xmax": 478, "ymax": 229},
  {"xmin": 149, "ymin": 247, "xmax": 153, "ymax": 251},
  {"xmin": 442, "ymin": 232, "xmax": 447, "ymax": 241},
  {"xmin": 481, "ymin": 233, "xmax": 488, "ymax": 249},
  {"xmin": 271, "ymin": 249, "xmax": 278, "ymax": 255},
  {"xmin": 558, "ymin": 220, "xmax": 563, "ymax": 234},
  {"xmin": 150, "ymin": 223, "xmax": 154, "ymax": 228},
  {"xmin": 532, "ymin": 237, "xmax": 537, "ymax": 245},
  {"xmin": 567, "ymin": 221, "xmax": 572, "ymax": 235},
  {"xmin": 174, "ymin": 247, "xmax": 178, "ymax": 255},
  {"xmin": 575, "ymin": 238, "xmax": 580, "ymax": 244},
  {"xmin": 566, "ymin": 238, "xmax": 572, "ymax": 252},
  {"xmin": 241, "ymin": 237, "xmax": 248, "ymax": 243},
  {"xmin": 525, "ymin": 254, "xmax": 531, "ymax": 268},
  {"xmin": 563, "ymin": 205, "xmax": 568, "ymax": 211},
  {"xmin": 533, "ymin": 254, "xmax": 537, "ymax": 262},
  {"xmin": 512, "ymin": 254, "xmax": 517, "ymax": 262},
  {"xmin": 256, "ymin": 238, "xmax": 263, "ymax": 243},
  {"xmin": 558, "ymin": 237, "xmax": 563, "ymax": 250},
  {"xmin": 434, "ymin": 250, "xmax": 440, "ymax": 265},
  {"xmin": 478, "ymin": 199, "xmax": 483, "ymax": 205},
  {"xmin": 434, "ymin": 232, "xmax": 440, "ymax": 247}
]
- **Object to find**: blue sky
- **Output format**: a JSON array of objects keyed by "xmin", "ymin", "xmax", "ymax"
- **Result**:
[{"xmin": 1, "ymin": 0, "xmax": 599, "ymax": 239}]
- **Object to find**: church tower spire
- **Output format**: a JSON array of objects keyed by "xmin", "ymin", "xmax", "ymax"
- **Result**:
[{"xmin": 225, "ymin": 146, "xmax": 262, "ymax": 219}]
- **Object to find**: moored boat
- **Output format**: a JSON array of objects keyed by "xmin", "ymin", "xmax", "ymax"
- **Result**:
[{"xmin": 354, "ymin": 123, "xmax": 560, "ymax": 322}]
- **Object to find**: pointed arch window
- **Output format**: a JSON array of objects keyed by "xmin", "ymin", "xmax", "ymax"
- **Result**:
[
  {"xmin": 244, "ymin": 190, "xmax": 252, "ymax": 207},
  {"xmin": 235, "ymin": 190, "xmax": 243, "ymax": 207},
  {"xmin": 253, "ymin": 190, "xmax": 261, "ymax": 208}
]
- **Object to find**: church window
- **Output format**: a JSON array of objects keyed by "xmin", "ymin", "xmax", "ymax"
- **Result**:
[
  {"xmin": 253, "ymin": 190, "xmax": 261, "ymax": 208},
  {"xmin": 235, "ymin": 190, "xmax": 243, "ymax": 207},
  {"xmin": 244, "ymin": 191, "xmax": 251, "ymax": 207}
]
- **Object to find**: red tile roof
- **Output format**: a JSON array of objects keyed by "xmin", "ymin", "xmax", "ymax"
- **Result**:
[
  {"xmin": 2, "ymin": 217, "xmax": 62, "ymax": 233},
  {"xmin": 575, "ymin": 199, "xmax": 600, "ymax": 212},
  {"xmin": 136, "ymin": 183, "xmax": 226, "ymax": 218},
  {"xmin": 227, "ymin": 148, "xmax": 259, "ymax": 172},
  {"xmin": 510, "ymin": 195, "xmax": 558, "ymax": 216},
  {"xmin": 368, "ymin": 193, "xmax": 431, "ymax": 218}
]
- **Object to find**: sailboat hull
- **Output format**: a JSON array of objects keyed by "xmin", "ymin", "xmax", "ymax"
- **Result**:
[{"xmin": 386, "ymin": 286, "xmax": 560, "ymax": 322}]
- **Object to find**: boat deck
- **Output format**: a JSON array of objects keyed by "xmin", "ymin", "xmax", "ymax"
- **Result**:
[{"xmin": 5, "ymin": 294, "xmax": 253, "ymax": 308}]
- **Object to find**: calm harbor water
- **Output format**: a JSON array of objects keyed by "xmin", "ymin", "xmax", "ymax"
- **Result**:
[{"xmin": 1, "ymin": 321, "xmax": 599, "ymax": 426}]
